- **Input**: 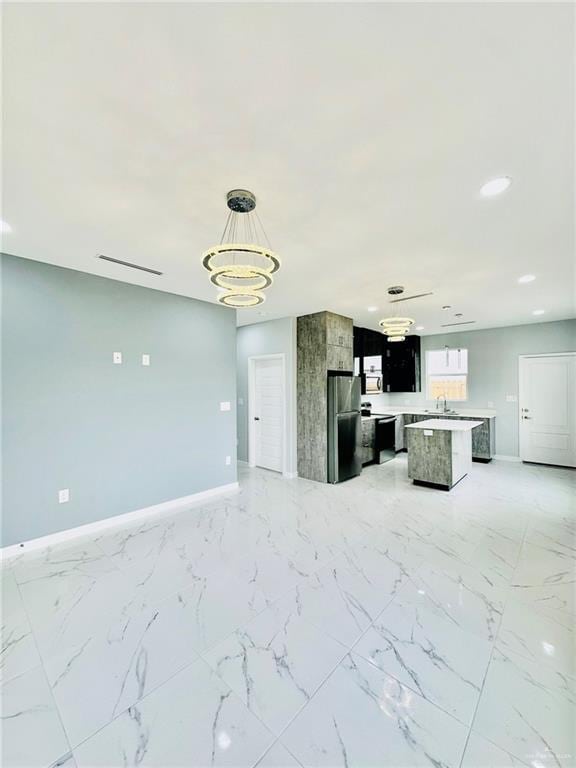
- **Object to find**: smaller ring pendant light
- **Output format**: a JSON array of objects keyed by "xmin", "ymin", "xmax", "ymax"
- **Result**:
[
  {"xmin": 379, "ymin": 316, "xmax": 415, "ymax": 341},
  {"xmin": 202, "ymin": 190, "xmax": 280, "ymax": 308}
]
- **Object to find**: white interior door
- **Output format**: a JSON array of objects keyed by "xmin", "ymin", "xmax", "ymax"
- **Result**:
[
  {"xmin": 251, "ymin": 357, "xmax": 284, "ymax": 472},
  {"xmin": 519, "ymin": 354, "xmax": 576, "ymax": 467}
]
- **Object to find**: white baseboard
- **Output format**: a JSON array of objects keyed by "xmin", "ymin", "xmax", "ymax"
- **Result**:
[
  {"xmin": 0, "ymin": 481, "xmax": 240, "ymax": 563},
  {"xmin": 493, "ymin": 454, "xmax": 522, "ymax": 462}
]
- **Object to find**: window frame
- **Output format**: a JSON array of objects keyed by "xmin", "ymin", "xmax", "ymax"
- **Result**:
[{"xmin": 425, "ymin": 348, "xmax": 469, "ymax": 402}]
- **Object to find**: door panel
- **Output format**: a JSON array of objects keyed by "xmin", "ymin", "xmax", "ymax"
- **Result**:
[
  {"xmin": 253, "ymin": 357, "xmax": 284, "ymax": 472},
  {"xmin": 519, "ymin": 355, "xmax": 576, "ymax": 467}
]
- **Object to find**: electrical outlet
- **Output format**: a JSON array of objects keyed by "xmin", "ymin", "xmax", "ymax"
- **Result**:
[
  {"xmin": 113, "ymin": 352, "xmax": 122, "ymax": 365},
  {"xmin": 142, "ymin": 354, "xmax": 150, "ymax": 366},
  {"xmin": 58, "ymin": 489, "xmax": 70, "ymax": 504},
  {"xmin": 487, "ymin": 401, "xmax": 494, "ymax": 408},
  {"xmin": 225, "ymin": 456, "xmax": 231, "ymax": 466},
  {"xmin": 220, "ymin": 401, "xmax": 231, "ymax": 412},
  {"xmin": 506, "ymin": 394, "xmax": 518, "ymax": 403}
]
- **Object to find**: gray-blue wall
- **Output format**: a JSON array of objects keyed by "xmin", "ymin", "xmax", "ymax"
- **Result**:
[{"xmin": 1, "ymin": 254, "xmax": 237, "ymax": 547}]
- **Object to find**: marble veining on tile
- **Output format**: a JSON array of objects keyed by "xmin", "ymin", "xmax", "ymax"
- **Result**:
[{"xmin": 1, "ymin": 455, "xmax": 574, "ymax": 767}]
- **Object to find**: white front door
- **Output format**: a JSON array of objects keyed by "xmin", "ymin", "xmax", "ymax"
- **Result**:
[
  {"xmin": 251, "ymin": 356, "xmax": 284, "ymax": 472},
  {"xmin": 519, "ymin": 354, "xmax": 576, "ymax": 467}
]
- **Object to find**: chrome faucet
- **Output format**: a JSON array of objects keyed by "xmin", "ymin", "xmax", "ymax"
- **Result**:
[{"xmin": 436, "ymin": 395, "xmax": 449, "ymax": 413}]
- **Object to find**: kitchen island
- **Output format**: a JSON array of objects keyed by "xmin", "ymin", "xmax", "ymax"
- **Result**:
[
  {"xmin": 405, "ymin": 418, "xmax": 483, "ymax": 490},
  {"xmin": 380, "ymin": 408, "xmax": 496, "ymax": 461}
]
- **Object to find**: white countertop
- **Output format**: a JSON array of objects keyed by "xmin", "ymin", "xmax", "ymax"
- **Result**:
[
  {"xmin": 369, "ymin": 407, "xmax": 496, "ymax": 419},
  {"xmin": 406, "ymin": 419, "xmax": 484, "ymax": 431}
]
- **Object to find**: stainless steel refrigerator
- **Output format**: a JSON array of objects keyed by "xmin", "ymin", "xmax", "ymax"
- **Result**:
[{"xmin": 327, "ymin": 375, "xmax": 362, "ymax": 483}]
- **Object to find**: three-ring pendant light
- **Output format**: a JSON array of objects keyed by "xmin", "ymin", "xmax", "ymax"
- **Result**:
[
  {"xmin": 202, "ymin": 190, "xmax": 280, "ymax": 308},
  {"xmin": 379, "ymin": 316, "xmax": 415, "ymax": 342}
]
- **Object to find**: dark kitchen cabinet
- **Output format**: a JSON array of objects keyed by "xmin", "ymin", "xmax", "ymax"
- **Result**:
[
  {"xmin": 354, "ymin": 326, "xmax": 421, "ymax": 394},
  {"xmin": 383, "ymin": 335, "xmax": 421, "ymax": 392}
]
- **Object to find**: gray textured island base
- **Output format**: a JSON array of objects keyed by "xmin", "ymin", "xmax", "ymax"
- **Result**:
[{"xmin": 406, "ymin": 419, "xmax": 483, "ymax": 490}]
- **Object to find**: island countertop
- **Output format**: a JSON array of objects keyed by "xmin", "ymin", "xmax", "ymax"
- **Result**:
[{"xmin": 406, "ymin": 418, "xmax": 483, "ymax": 431}]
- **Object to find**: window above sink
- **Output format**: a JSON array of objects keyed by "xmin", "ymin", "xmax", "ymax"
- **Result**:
[{"xmin": 426, "ymin": 348, "xmax": 468, "ymax": 401}]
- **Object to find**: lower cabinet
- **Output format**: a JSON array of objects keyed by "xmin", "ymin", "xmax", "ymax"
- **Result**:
[
  {"xmin": 395, "ymin": 415, "xmax": 405, "ymax": 452},
  {"xmin": 360, "ymin": 419, "xmax": 376, "ymax": 465}
]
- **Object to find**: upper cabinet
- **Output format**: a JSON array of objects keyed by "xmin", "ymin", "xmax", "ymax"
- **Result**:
[
  {"xmin": 298, "ymin": 312, "xmax": 354, "ymax": 373},
  {"xmin": 326, "ymin": 313, "xmax": 354, "ymax": 349},
  {"xmin": 384, "ymin": 335, "xmax": 421, "ymax": 392},
  {"xmin": 354, "ymin": 326, "xmax": 421, "ymax": 393}
]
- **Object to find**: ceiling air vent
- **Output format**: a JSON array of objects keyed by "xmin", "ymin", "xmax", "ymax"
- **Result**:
[
  {"xmin": 390, "ymin": 291, "xmax": 434, "ymax": 303},
  {"xmin": 97, "ymin": 255, "xmax": 163, "ymax": 276},
  {"xmin": 440, "ymin": 320, "xmax": 476, "ymax": 327}
]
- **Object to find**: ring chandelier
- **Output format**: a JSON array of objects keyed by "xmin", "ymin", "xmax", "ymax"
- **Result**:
[
  {"xmin": 379, "ymin": 316, "xmax": 415, "ymax": 343},
  {"xmin": 202, "ymin": 190, "xmax": 280, "ymax": 308}
]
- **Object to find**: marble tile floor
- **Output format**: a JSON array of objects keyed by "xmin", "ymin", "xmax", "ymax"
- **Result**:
[{"xmin": 1, "ymin": 455, "xmax": 574, "ymax": 768}]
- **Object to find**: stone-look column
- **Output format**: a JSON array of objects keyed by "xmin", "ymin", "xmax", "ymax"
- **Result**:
[
  {"xmin": 296, "ymin": 311, "xmax": 353, "ymax": 482},
  {"xmin": 297, "ymin": 313, "xmax": 329, "ymax": 482}
]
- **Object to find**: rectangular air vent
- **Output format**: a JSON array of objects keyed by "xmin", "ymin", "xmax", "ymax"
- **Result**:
[
  {"xmin": 389, "ymin": 292, "xmax": 434, "ymax": 303},
  {"xmin": 440, "ymin": 321, "xmax": 476, "ymax": 327},
  {"xmin": 97, "ymin": 254, "xmax": 163, "ymax": 275}
]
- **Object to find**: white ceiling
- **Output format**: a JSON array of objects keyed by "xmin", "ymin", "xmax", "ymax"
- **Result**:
[{"xmin": 2, "ymin": 2, "xmax": 574, "ymax": 334}]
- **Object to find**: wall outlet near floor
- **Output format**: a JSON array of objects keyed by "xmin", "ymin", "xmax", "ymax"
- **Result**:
[
  {"xmin": 506, "ymin": 394, "xmax": 518, "ymax": 403},
  {"xmin": 113, "ymin": 352, "xmax": 122, "ymax": 364},
  {"xmin": 142, "ymin": 354, "xmax": 150, "ymax": 366},
  {"xmin": 225, "ymin": 456, "xmax": 232, "ymax": 466},
  {"xmin": 220, "ymin": 401, "xmax": 231, "ymax": 412},
  {"xmin": 58, "ymin": 488, "xmax": 70, "ymax": 504}
]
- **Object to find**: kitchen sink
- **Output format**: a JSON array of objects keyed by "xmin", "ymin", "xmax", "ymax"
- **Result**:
[{"xmin": 423, "ymin": 409, "xmax": 459, "ymax": 415}]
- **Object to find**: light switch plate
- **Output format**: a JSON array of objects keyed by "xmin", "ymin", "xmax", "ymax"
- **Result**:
[
  {"xmin": 142, "ymin": 354, "xmax": 150, "ymax": 366},
  {"xmin": 58, "ymin": 489, "xmax": 70, "ymax": 504},
  {"xmin": 225, "ymin": 456, "xmax": 231, "ymax": 466},
  {"xmin": 220, "ymin": 401, "xmax": 231, "ymax": 412},
  {"xmin": 113, "ymin": 352, "xmax": 122, "ymax": 364}
]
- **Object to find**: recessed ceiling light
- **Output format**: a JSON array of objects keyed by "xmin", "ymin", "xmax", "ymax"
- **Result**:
[
  {"xmin": 480, "ymin": 176, "xmax": 512, "ymax": 197},
  {"xmin": 0, "ymin": 219, "xmax": 12, "ymax": 234},
  {"xmin": 518, "ymin": 274, "xmax": 536, "ymax": 283},
  {"xmin": 441, "ymin": 305, "xmax": 451, "ymax": 311},
  {"xmin": 367, "ymin": 306, "xmax": 378, "ymax": 312},
  {"xmin": 532, "ymin": 309, "xmax": 546, "ymax": 316},
  {"xmin": 415, "ymin": 326, "xmax": 424, "ymax": 331}
]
